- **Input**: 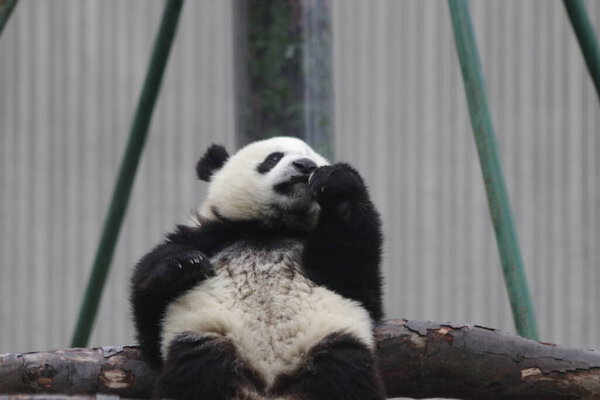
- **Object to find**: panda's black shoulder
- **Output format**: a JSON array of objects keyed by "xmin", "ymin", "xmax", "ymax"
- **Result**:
[{"xmin": 166, "ymin": 220, "xmax": 308, "ymax": 256}]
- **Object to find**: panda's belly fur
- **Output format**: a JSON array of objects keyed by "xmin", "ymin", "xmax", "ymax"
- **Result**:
[{"xmin": 161, "ymin": 240, "xmax": 373, "ymax": 387}]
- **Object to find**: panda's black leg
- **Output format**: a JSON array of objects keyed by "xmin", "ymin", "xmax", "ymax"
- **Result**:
[
  {"xmin": 156, "ymin": 333, "xmax": 265, "ymax": 400},
  {"xmin": 272, "ymin": 333, "xmax": 385, "ymax": 400}
]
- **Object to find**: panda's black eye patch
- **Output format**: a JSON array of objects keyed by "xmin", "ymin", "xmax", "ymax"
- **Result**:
[{"xmin": 257, "ymin": 152, "xmax": 284, "ymax": 174}]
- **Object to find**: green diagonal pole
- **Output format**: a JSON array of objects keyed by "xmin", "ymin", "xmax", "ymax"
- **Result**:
[
  {"xmin": 71, "ymin": 0, "xmax": 184, "ymax": 347},
  {"xmin": 0, "ymin": 0, "xmax": 18, "ymax": 38},
  {"xmin": 448, "ymin": 0, "xmax": 539, "ymax": 340},
  {"xmin": 563, "ymin": 0, "xmax": 600, "ymax": 102}
]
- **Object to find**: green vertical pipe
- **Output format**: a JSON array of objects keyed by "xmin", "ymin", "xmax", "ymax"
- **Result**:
[
  {"xmin": 70, "ymin": 0, "xmax": 184, "ymax": 347},
  {"xmin": 563, "ymin": 0, "xmax": 600, "ymax": 102},
  {"xmin": 0, "ymin": 0, "xmax": 18, "ymax": 38},
  {"xmin": 447, "ymin": 0, "xmax": 539, "ymax": 340}
]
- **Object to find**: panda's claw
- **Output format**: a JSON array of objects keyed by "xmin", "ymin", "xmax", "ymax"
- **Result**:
[
  {"xmin": 136, "ymin": 249, "xmax": 214, "ymax": 295},
  {"xmin": 165, "ymin": 251, "xmax": 212, "ymax": 274},
  {"xmin": 170, "ymin": 251, "xmax": 214, "ymax": 277}
]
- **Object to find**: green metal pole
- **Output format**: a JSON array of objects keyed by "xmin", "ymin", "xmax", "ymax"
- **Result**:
[
  {"xmin": 70, "ymin": 0, "xmax": 184, "ymax": 347},
  {"xmin": 0, "ymin": 0, "xmax": 18, "ymax": 38},
  {"xmin": 447, "ymin": 0, "xmax": 539, "ymax": 340},
  {"xmin": 563, "ymin": 0, "xmax": 600, "ymax": 102}
]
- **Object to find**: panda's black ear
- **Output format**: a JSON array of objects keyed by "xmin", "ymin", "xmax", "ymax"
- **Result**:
[{"xmin": 196, "ymin": 144, "xmax": 229, "ymax": 182}]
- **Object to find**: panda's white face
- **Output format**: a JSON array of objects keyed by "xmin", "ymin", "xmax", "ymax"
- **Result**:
[{"xmin": 197, "ymin": 137, "xmax": 329, "ymax": 228}]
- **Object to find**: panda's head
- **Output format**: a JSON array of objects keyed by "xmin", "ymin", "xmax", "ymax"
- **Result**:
[{"xmin": 194, "ymin": 137, "xmax": 329, "ymax": 229}]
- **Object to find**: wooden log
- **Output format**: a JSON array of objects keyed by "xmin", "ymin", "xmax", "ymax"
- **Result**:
[
  {"xmin": 2, "ymin": 320, "xmax": 600, "ymax": 399},
  {"xmin": 0, "ymin": 396, "xmax": 121, "ymax": 400},
  {"xmin": 0, "ymin": 346, "xmax": 156, "ymax": 398},
  {"xmin": 377, "ymin": 320, "xmax": 600, "ymax": 399}
]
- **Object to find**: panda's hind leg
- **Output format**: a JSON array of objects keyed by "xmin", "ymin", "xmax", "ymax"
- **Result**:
[
  {"xmin": 156, "ymin": 333, "xmax": 265, "ymax": 400},
  {"xmin": 272, "ymin": 332, "xmax": 385, "ymax": 400}
]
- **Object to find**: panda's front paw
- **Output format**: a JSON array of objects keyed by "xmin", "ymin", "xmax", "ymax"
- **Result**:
[
  {"xmin": 138, "ymin": 250, "xmax": 214, "ymax": 294},
  {"xmin": 309, "ymin": 163, "xmax": 367, "ymax": 212}
]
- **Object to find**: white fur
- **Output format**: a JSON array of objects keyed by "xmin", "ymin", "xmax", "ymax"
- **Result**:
[
  {"xmin": 162, "ymin": 241, "xmax": 374, "ymax": 388},
  {"xmin": 198, "ymin": 137, "xmax": 329, "ymax": 224}
]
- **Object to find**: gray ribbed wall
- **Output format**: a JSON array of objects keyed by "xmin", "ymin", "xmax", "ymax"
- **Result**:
[
  {"xmin": 333, "ymin": 0, "xmax": 600, "ymax": 350},
  {"xmin": 1, "ymin": 0, "xmax": 599, "ymax": 374},
  {"xmin": 0, "ymin": 0, "xmax": 235, "ymax": 352}
]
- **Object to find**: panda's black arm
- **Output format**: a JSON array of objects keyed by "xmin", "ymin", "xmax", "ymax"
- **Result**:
[
  {"xmin": 130, "ymin": 227, "xmax": 215, "ymax": 368},
  {"xmin": 302, "ymin": 163, "xmax": 384, "ymax": 322}
]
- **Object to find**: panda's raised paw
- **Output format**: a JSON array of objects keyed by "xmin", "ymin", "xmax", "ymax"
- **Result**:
[
  {"xmin": 137, "ymin": 250, "xmax": 214, "ymax": 294},
  {"xmin": 164, "ymin": 251, "xmax": 213, "ymax": 275},
  {"xmin": 309, "ymin": 163, "xmax": 367, "ymax": 209}
]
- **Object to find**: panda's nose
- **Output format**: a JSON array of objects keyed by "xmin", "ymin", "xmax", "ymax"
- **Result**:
[{"xmin": 292, "ymin": 158, "xmax": 317, "ymax": 174}]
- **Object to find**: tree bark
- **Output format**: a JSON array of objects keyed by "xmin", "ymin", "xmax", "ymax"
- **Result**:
[
  {"xmin": 0, "ymin": 346, "xmax": 156, "ymax": 398},
  {"xmin": 377, "ymin": 319, "xmax": 600, "ymax": 399},
  {"xmin": 1, "ymin": 319, "xmax": 600, "ymax": 399},
  {"xmin": 0, "ymin": 397, "xmax": 119, "ymax": 400}
]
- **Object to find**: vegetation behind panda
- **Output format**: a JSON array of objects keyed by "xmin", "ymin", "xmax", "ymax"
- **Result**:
[{"xmin": 131, "ymin": 137, "xmax": 384, "ymax": 400}]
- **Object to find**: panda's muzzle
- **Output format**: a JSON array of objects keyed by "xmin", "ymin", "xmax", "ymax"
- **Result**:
[
  {"xmin": 286, "ymin": 158, "xmax": 316, "ymax": 184},
  {"xmin": 292, "ymin": 158, "xmax": 318, "ymax": 175},
  {"xmin": 273, "ymin": 158, "xmax": 316, "ymax": 195},
  {"xmin": 289, "ymin": 175, "xmax": 309, "ymax": 184}
]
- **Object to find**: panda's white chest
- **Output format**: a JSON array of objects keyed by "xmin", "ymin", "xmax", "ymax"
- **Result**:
[
  {"xmin": 161, "ymin": 241, "xmax": 373, "ymax": 387},
  {"xmin": 211, "ymin": 242, "xmax": 312, "ymax": 320}
]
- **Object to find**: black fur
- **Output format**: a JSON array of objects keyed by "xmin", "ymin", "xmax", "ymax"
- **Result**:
[
  {"xmin": 130, "ymin": 160, "xmax": 384, "ymax": 397},
  {"xmin": 256, "ymin": 151, "xmax": 283, "ymax": 174},
  {"xmin": 303, "ymin": 163, "xmax": 384, "ymax": 321},
  {"xmin": 130, "ymin": 242, "xmax": 214, "ymax": 368},
  {"xmin": 196, "ymin": 144, "xmax": 229, "ymax": 181},
  {"xmin": 272, "ymin": 332, "xmax": 385, "ymax": 400},
  {"xmin": 156, "ymin": 333, "xmax": 265, "ymax": 400}
]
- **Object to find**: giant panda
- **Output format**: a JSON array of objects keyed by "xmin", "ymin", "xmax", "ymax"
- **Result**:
[{"xmin": 131, "ymin": 136, "xmax": 385, "ymax": 400}]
